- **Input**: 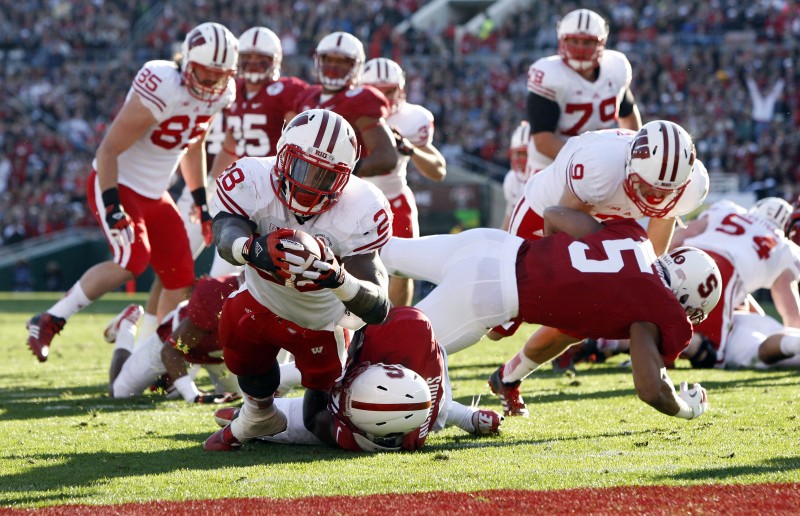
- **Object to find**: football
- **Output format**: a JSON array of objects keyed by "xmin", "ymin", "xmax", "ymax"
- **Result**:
[{"xmin": 280, "ymin": 229, "xmax": 323, "ymax": 264}]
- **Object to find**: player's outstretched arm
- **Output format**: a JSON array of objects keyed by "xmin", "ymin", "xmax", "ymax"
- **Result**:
[
  {"xmin": 629, "ymin": 321, "xmax": 709, "ymax": 419},
  {"xmin": 543, "ymin": 206, "xmax": 602, "ymax": 238}
]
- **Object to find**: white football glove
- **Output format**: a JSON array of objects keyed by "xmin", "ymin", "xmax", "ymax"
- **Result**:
[{"xmin": 677, "ymin": 381, "xmax": 709, "ymax": 419}]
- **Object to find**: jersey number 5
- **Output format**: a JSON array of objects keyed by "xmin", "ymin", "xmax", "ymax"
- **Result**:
[{"xmin": 568, "ymin": 238, "xmax": 656, "ymax": 273}]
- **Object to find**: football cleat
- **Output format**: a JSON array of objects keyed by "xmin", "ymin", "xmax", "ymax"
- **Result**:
[
  {"xmin": 103, "ymin": 304, "xmax": 144, "ymax": 343},
  {"xmin": 471, "ymin": 409, "xmax": 503, "ymax": 436},
  {"xmin": 203, "ymin": 425, "xmax": 243, "ymax": 452},
  {"xmin": 488, "ymin": 366, "xmax": 529, "ymax": 417},
  {"xmin": 213, "ymin": 407, "xmax": 240, "ymax": 427},
  {"xmin": 26, "ymin": 312, "xmax": 66, "ymax": 363}
]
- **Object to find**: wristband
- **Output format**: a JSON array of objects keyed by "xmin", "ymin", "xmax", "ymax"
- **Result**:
[
  {"xmin": 332, "ymin": 272, "xmax": 360, "ymax": 301},
  {"xmin": 101, "ymin": 187, "xmax": 121, "ymax": 207},
  {"xmin": 190, "ymin": 187, "xmax": 207, "ymax": 207},
  {"xmin": 232, "ymin": 236, "xmax": 250, "ymax": 265},
  {"xmin": 674, "ymin": 397, "xmax": 695, "ymax": 420},
  {"xmin": 173, "ymin": 375, "xmax": 201, "ymax": 402}
]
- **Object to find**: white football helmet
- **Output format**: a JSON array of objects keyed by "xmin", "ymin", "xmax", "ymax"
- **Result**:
[
  {"xmin": 624, "ymin": 120, "xmax": 696, "ymax": 218},
  {"xmin": 748, "ymin": 197, "xmax": 792, "ymax": 232},
  {"xmin": 180, "ymin": 22, "xmax": 238, "ymax": 102},
  {"xmin": 314, "ymin": 31, "xmax": 365, "ymax": 91},
  {"xmin": 238, "ymin": 26, "xmax": 282, "ymax": 83},
  {"xmin": 362, "ymin": 57, "xmax": 406, "ymax": 112},
  {"xmin": 658, "ymin": 247, "xmax": 722, "ymax": 326},
  {"xmin": 272, "ymin": 109, "xmax": 359, "ymax": 216},
  {"xmin": 509, "ymin": 121, "xmax": 531, "ymax": 177},
  {"xmin": 556, "ymin": 9, "xmax": 609, "ymax": 72},
  {"xmin": 340, "ymin": 363, "xmax": 432, "ymax": 438}
]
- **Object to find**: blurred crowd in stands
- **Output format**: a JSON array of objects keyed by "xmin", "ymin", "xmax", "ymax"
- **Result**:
[{"xmin": 2, "ymin": 0, "xmax": 799, "ymax": 246}]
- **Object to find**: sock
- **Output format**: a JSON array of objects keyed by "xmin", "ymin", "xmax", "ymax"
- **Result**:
[
  {"xmin": 231, "ymin": 396, "xmax": 283, "ymax": 441},
  {"xmin": 779, "ymin": 333, "xmax": 800, "ymax": 356},
  {"xmin": 173, "ymin": 375, "xmax": 201, "ymax": 402},
  {"xmin": 48, "ymin": 282, "xmax": 91, "ymax": 319},
  {"xmin": 444, "ymin": 400, "xmax": 476, "ymax": 433},
  {"xmin": 135, "ymin": 313, "xmax": 158, "ymax": 345},
  {"xmin": 501, "ymin": 350, "xmax": 540, "ymax": 384},
  {"xmin": 113, "ymin": 320, "xmax": 137, "ymax": 353},
  {"xmin": 277, "ymin": 362, "xmax": 303, "ymax": 396}
]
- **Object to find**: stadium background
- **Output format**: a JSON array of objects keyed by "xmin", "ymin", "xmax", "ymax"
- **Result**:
[{"xmin": 0, "ymin": 0, "xmax": 796, "ymax": 290}]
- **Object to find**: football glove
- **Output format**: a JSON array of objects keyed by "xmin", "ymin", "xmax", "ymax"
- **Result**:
[
  {"xmin": 190, "ymin": 187, "xmax": 213, "ymax": 246},
  {"xmin": 299, "ymin": 240, "xmax": 346, "ymax": 289},
  {"xmin": 678, "ymin": 381, "xmax": 709, "ymax": 419},
  {"xmin": 392, "ymin": 127, "xmax": 415, "ymax": 156},
  {"xmin": 102, "ymin": 187, "xmax": 134, "ymax": 246}
]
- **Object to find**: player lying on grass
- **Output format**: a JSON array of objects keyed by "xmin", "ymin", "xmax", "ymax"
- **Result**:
[
  {"xmin": 380, "ymin": 206, "xmax": 722, "ymax": 421},
  {"xmin": 208, "ymin": 306, "xmax": 502, "ymax": 452},
  {"xmin": 107, "ymin": 275, "xmax": 241, "ymax": 403}
]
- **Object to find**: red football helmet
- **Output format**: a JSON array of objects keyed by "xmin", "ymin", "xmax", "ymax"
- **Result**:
[
  {"xmin": 623, "ymin": 121, "xmax": 696, "ymax": 218},
  {"xmin": 556, "ymin": 9, "xmax": 609, "ymax": 73},
  {"xmin": 272, "ymin": 109, "xmax": 359, "ymax": 216},
  {"xmin": 180, "ymin": 22, "xmax": 238, "ymax": 102}
]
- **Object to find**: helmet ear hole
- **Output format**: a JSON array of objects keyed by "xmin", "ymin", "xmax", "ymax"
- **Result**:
[{"xmin": 660, "ymin": 247, "xmax": 722, "ymax": 326}]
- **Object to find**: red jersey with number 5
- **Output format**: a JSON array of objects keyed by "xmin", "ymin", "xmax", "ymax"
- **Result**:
[
  {"xmin": 94, "ymin": 60, "xmax": 235, "ymax": 199},
  {"xmin": 293, "ymin": 85, "xmax": 390, "ymax": 156},
  {"xmin": 517, "ymin": 219, "xmax": 694, "ymax": 362}
]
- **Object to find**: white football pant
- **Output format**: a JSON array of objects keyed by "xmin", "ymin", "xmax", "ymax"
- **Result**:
[{"xmin": 380, "ymin": 229, "xmax": 522, "ymax": 353}]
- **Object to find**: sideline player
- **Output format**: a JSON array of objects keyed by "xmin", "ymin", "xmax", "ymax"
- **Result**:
[
  {"xmin": 360, "ymin": 57, "xmax": 447, "ymax": 305},
  {"xmin": 501, "ymin": 121, "xmax": 531, "ymax": 231},
  {"xmin": 212, "ymin": 307, "xmax": 502, "ymax": 452},
  {"xmin": 381, "ymin": 207, "xmax": 721, "ymax": 420},
  {"xmin": 291, "ymin": 31, "xmax": 398, "ymax": 178},
  {"xmin": 525, "ymin": 8, "xmax": 641, "ymax": 175},
  {"xmin": 25, "ymin": 23, "xmax": 238, "ymax": 362},
  {"xmin": 203, "ymin": 110, "xmax": 393, "ymax": 451}
]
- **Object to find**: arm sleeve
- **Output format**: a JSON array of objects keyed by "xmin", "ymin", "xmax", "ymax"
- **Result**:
[
  {"xmin": 527, "ymin": 93, "xmax": 560, "ymax": 134},
  {"xmin": 618, "ymin": 87, "xmax": 636, "ymax": 118}
]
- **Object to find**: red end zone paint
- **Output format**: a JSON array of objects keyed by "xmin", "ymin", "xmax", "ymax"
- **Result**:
[{"xmin": 15, "ymin": 483, "xmax": 800, "ymax": 515}]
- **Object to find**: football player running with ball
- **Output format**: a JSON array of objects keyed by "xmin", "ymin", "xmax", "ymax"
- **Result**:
[
  {"xmin": 212, "ymin": 307, "xmax": 502, "ymax": 452},
  {"xmin": 203, "ymin": 109, "xmax": 393, "ymax": 451}
]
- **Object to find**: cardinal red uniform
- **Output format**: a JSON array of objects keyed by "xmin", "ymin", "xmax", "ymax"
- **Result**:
[
  {"xmin": 293, "ymin": 85, "xmax": 390, "ymax": 155},
  {"xmin": 330, "ymin": 306, "xmax": 446, "ymax": 452}
]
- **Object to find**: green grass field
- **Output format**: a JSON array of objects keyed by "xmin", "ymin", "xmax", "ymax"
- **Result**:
[{"xmin": 1, "ymin": 293, "xmax": 799, "ymax": 509}]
